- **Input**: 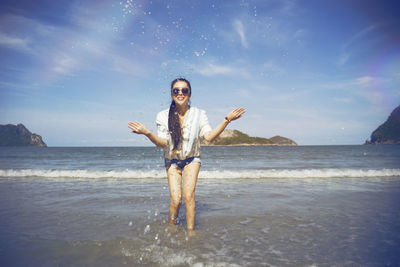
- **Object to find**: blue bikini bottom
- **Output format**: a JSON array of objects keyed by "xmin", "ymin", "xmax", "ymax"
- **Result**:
[{"xmin": 164, "ymin": 157, "xmax": 201, "ymax": 170}]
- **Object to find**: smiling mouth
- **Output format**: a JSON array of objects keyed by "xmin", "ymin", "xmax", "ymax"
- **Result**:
[{"xmin": 176, "ymin": 96, "xmax": 185, "ymax": 101}]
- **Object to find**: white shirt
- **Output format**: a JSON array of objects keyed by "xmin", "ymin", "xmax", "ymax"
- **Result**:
[{"xmin": 156, "ymin": 106, "xmax": 212, "ymax": 160}]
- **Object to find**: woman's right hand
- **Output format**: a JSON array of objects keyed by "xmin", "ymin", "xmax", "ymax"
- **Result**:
[
  {"xmin": 128, "ymin": 121, "xmax": 149, "ymax": 135},
  {"xmin": 226, "ymin": 107, "xmax": 246, "ymax": 122}
]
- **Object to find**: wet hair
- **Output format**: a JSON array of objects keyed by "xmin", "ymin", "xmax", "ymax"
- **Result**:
[{"xmin": 168, "ymin": 78, "xmax": 192, "ymax": 150}]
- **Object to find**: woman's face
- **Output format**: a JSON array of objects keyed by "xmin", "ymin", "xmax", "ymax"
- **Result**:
[{"xmin": 171, "ymin": 80, "xmax": 191, "ymax": 107}]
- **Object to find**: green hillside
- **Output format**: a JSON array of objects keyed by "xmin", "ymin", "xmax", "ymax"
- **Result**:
[{"xmin": 202, "ymin": 129, "xmax": 297, "ymax": 146}]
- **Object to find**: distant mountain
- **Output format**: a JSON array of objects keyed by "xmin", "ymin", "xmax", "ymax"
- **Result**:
[
  {"xmin": 0, "ymin": 124, "xmax": 47, "ymax": 147},
  {"xmin": 201, "ymin": 129, "xmax": 297, "ymax": 146},
  {"xmin": 269, "ymin": 135, "xmax": 298, "ymax": 145},
  {"xmin": 365, "ymin": 105, "xmax": 400, "ymax": 145}
]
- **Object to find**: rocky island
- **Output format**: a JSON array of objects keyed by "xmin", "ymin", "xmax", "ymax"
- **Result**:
[
  {"xmin": 365, "ymin": 105, "xmax": 400, "ymax": 145},
  {"xmin": 0, "ymin": 124, "xmax": 47, "ymax": 147},
  {"xmin": 201, "ymin": 129, "xmax": 297, "ymax": 146}
]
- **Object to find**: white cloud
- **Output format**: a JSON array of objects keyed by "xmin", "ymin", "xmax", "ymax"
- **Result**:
[
  {"xmin": 110, "ymin": 54, "xmax": 149, "ymax": 76},
  {"xmin": 319, "ymin": 75, "xmax": 393, "ymax": 107},
  {"xmin": 319, "ymin": 76, "xmax": 378, "ymax": 90},
  {"xmin": 195, "ymin": 62, "xmax": 250, "ymax": 78},
  {"xmin": 261, "ymin": 61, "xmax": 286, "ymax": 76},
  {"xmin": 235, "ymin": 89, "xmax": 250, "ymax": 98},
  {"xmin": 294, "ymin": 28, "xmax": 307, "ymax": 39},
  {"xmin": 0, "ymin": 6, "xmax": 158, "ymax": 82},
  {"xmin": 337, "ymin": 52, "xmax": 350, "ymax": 66},
  {"xmin": 338, "ymin": 23, "xmax": 383, "ymax": 66},
  {"xmin": 0, "ymin": 33, "xmax": 31, "ymax": 52},
  {"xmin": 342, "ymin": 24, "xmax": 379, "ymax": 50},
  {"xmin": 355, "ymin": 76, "xmax": 374, "ymax": 86},
  {"xmin": 233, "ymin": 20, "xmax": 248, "ymax": 48},
  {"xmin": 0, "ymin": 14, "xmax": 55, "ymax": 40},
  {"xmin": 52, "ymin": 54, "xmax": 79, "ymax": 75},
  {"xmin": 333, "ymin": 97, "xmax": 352, "ymax": 103}
]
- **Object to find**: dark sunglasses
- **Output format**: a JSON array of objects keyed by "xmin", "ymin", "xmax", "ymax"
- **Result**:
[{"xmin": 172, "ymin": 88, "xmax": 190, "ymax": 95}]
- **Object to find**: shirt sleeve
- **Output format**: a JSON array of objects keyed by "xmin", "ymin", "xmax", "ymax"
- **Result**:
[
  {"xmin": 156, "ymin": 111, "xmax": 169, "ymax": 139},
  {"xmin": 199, "ymin": 110, "xmax": 212, "ymax": 137}
]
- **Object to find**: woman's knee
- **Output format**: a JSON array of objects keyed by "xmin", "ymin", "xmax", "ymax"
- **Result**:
[
  {"xmin": 183, "ymin": 190, "xmax": 195, "ymax": 203},
  {"xmin": 170, "ymin": 195, "xmax": 182, "ymax": 208}
]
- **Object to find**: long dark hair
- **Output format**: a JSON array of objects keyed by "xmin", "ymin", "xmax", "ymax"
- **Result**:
[{"xmin": 168, "ymin": 78, "xmax": 192, "ymax": 150}]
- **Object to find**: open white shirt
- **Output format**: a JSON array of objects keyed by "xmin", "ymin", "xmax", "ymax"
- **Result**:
[{"xmin": 156, "ymin": 106, "xmax": 212, "ymax": 160}]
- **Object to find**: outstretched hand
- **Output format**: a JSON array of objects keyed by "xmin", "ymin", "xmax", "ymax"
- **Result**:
[
  {"xmin": 128, "ymin": 121, "xmax": 149, "ymax": 135},
  {"xmin": 226, "ymin": 107, "xmax": 246, "ymax": 122}
]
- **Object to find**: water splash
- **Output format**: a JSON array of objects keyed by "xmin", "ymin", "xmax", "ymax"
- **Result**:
[{"xmin": 144, "ymin": 224, "xmax": 150, "ymax": 234}]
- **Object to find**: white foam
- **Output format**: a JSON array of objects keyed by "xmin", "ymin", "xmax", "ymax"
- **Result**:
[
  {"xmin": 0, "ymin": 169, "xmax": 166, "ymax": 179},
  {"xmin": 199, "ymin": 168, "xmax": 400, "ymax": 179},
  {"xmin": 0, "ymin": 168, "xmax": 399, "ymax": 180}
]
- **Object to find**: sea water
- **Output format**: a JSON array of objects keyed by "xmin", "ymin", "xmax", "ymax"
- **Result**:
[{"xmin": 0, "ymin": 145, "xmax": 399, "ymax": 266}]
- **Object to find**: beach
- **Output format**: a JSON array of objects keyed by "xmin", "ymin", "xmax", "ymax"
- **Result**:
[{"xmin": 1, "ymin": 146, "xmax": 400, "ymax": 266}]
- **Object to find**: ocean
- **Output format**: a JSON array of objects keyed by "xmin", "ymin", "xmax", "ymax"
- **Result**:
[{"xmin": 0, "ymin": 145, "xmax": 399, "ymax": 266}]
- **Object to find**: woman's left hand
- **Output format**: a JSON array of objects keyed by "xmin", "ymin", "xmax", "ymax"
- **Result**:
[
  {"xmin": 226, "ymin": 107, "xmax": 246, "ymax": 122},
  {"xmin": 128, "ymin": 121, "xmax": 150, "ymax": 135}
]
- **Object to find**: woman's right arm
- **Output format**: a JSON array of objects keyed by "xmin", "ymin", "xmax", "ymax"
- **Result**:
[{"xmin": 128, "ymin": 121, "xmax": 168, "ymax": 148}]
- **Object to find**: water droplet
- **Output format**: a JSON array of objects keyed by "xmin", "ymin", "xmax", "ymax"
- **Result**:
[{"xmin": 144, "ymin": 224, "xmax": 150, "ymax": 234}]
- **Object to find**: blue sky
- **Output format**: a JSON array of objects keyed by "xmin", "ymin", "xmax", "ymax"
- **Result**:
[{"xmin": 1, "ymin": 0, "xmax": 399, "ymax": 146}]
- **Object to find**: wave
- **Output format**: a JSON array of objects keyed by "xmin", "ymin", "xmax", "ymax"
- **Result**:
[{"xmin": 1, "ymin": 168, "xmax": 400, "ymax": 180}]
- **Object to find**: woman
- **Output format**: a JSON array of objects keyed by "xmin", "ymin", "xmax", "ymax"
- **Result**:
[{"xmin": 128, "ymin": 78, "xmax": 245, "ymax": 231}]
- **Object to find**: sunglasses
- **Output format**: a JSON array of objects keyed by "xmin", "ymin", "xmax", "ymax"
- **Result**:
[{"xmin": 172, "ymin": 88, "xmax": 190, "ymax": 95}]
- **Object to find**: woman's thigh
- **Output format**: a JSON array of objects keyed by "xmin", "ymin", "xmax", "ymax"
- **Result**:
[
  {"xmin": 167, "ymin": 165, "xmax": 183, "ymax": 200},
  {"xmin": 182, "ymin": 162, "xmax": 201, "ymax": 195}
]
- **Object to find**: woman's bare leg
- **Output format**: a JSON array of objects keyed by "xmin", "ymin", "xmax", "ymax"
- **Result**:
[
  {"xmin": 182, "ymin": 162, "xmax": 201, "ymax": 230},
  {"xmin": 167, "ymin": 165, "xmax": 182, "ymax": 226}
]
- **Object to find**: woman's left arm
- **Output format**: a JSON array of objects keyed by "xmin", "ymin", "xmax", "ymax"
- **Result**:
[{"xmin": 203, "ymin": 107, "xmax": 245, "ymax": 143}]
